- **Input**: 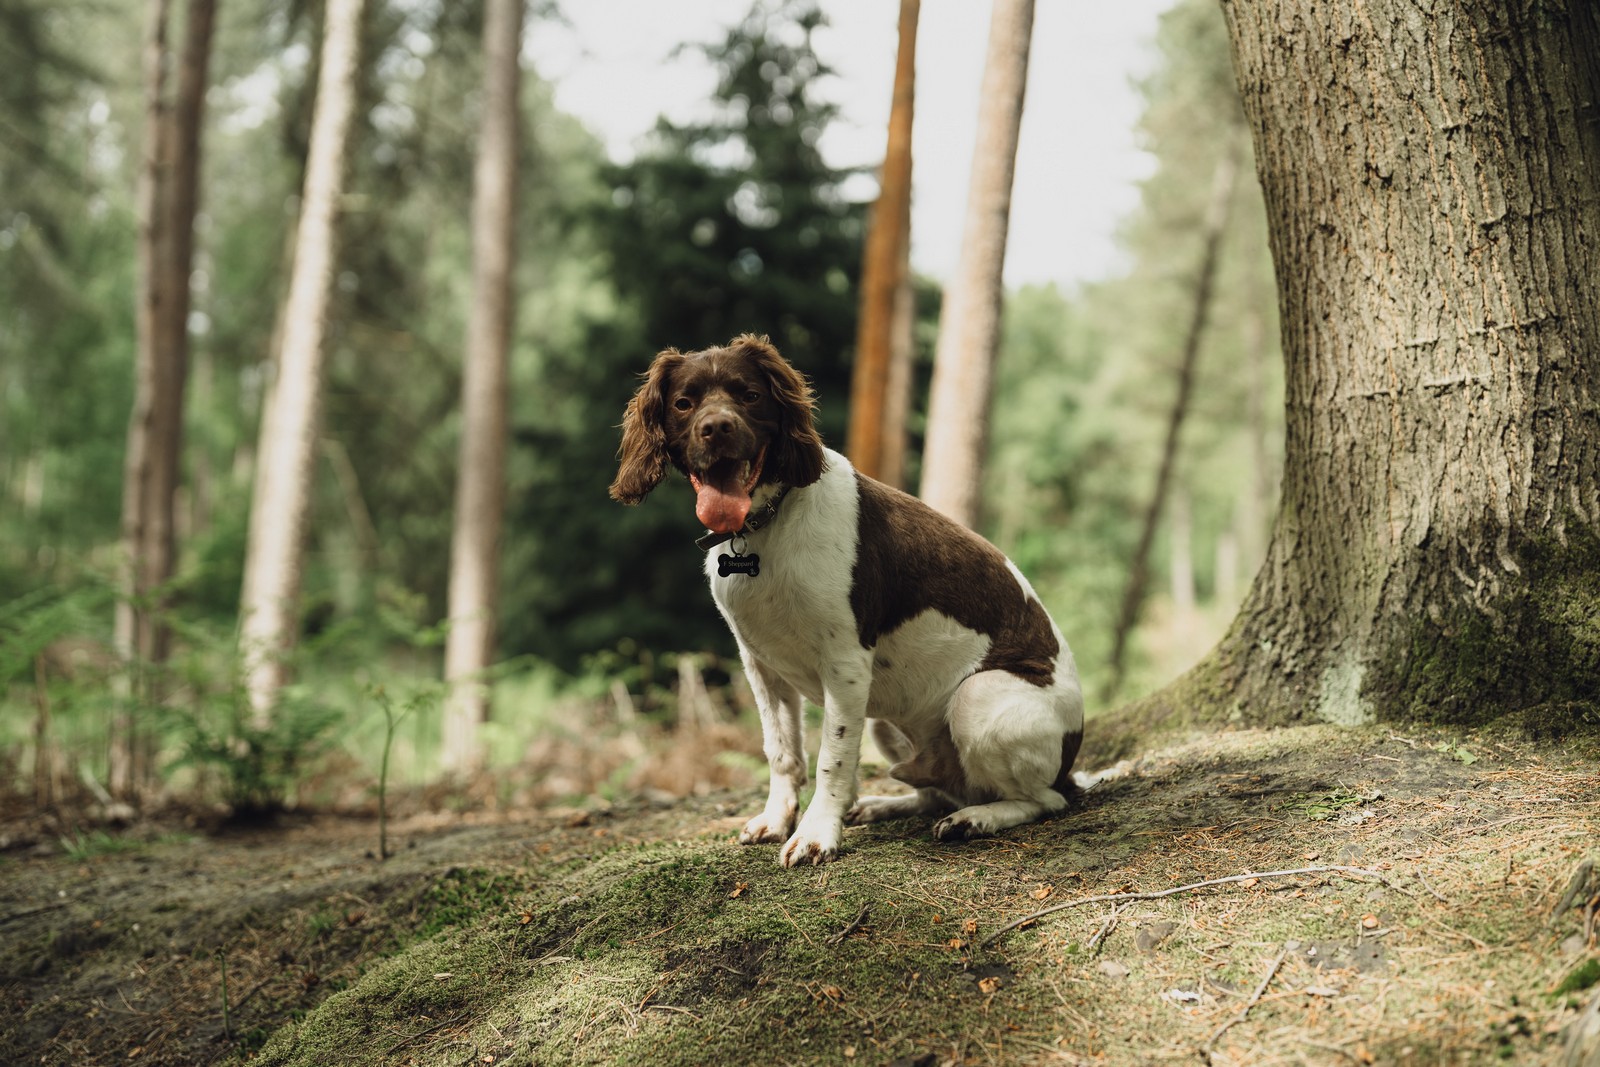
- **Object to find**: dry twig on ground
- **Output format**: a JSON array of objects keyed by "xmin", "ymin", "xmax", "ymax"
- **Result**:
[
  {"xmin": 828, "ymin": 903, "xmax": 871, "ymax": 944},
  {"xmin": 1551, "ymin": 860, "xmax": 1595, "ymax": 925},
  {"xmin": 1085, "ymin": 905, "xmax": 1122, "ymax": 955},
  {"xmin": 1204, "ymin": 942, "xmax": 1288, "ymax": 1059},
  {"xmin": 981, "ymin": 865, "xmax": 1399, "ymax": 947}
]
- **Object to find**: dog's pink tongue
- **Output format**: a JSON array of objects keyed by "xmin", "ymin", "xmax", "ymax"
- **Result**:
[{"xmin": 695, "ymin": 469, "xmax": 752, "ymax": 534}]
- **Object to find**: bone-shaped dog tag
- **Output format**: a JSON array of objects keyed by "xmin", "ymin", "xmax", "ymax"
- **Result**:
[{"xmin": 717, "ymin": 552, "xmax": 760, "ymax": 577}]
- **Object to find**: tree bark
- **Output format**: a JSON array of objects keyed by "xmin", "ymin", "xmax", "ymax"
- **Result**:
[
  {"xmin": 113, "ymin": 0, "xmax": 172, "ymax": 799},
  {"xmin": 879, "ymin": 247, "xmax": 916, "ymax": 489},
  {"xmin": 919, "ymin": 0, "xmax": 1033, "ymax": 528},
  {"xmin": 239, "ymin": 0, "xmax": 365, "ymax": 726},
  {"xmin": 441, "ymin": 0, "xmax": 523, "ymax": 777},
  {"xmin": 112, "ymin": 0, "xmax": 215, "ymax": 797},
  {"xmin": 847, "ymin": 0, "xmax": 918, "ymax": 483},
  {"xmin": 1094, "ymin": 0, "xmax": 1600, "ymax": 756},
  {"xmin": 149, "ymin": 0, "xmax": 216, "ymax": 661},
  {"xmin": 1103, "ymin": 149, "xmax": 1238, "ymax": 702}
]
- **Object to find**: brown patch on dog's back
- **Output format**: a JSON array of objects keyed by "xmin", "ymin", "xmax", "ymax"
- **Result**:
[{"xmin": 849, "ymin": 475, "xmax": 1057, "ymax": 686}]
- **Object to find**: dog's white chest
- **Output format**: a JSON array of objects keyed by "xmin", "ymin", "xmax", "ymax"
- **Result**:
[{"xmin": 709, "ymin": 542, "xmax": 844, "ymax": 703}]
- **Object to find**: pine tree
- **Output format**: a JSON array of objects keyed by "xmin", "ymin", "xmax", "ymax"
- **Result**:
[{"xmin": 505, "ymin": 0, "xmax": 866, "ymax": 668}]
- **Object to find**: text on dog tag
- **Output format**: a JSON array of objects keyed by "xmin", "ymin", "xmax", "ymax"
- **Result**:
[{"xmin": 718, "ymin": 552, "xmax": 761, "ymax": 578}]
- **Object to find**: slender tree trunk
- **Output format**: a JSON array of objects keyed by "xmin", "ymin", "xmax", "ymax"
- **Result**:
[
  {"xmin": 440, "ymin": 0, "xmax": 524, "ymax": 776},
  {"xmin": 239, "ymin": 0, "xmax": 365, "ymax": 725},
  {"xmin": 113, "ymin": 0, "xmax": 173, "ymax": 799},
  {"xmin": 919, "ymin": 0, "xmax": 1033, "ymax": 528},
  {"xmin": 1103, "ymin": 149, "xmax": 1238, "ymax": 702},
  {"xmin": 113, "ymin": 0, "xmax": 213, "ymax": 796},
  {"xmin": 847, "ymin": 0, "xmax": 918, "ymax": 482},
  {"xmin": 33, "ymin": 654, "xmax": 53, "ymax": 808},
  {"xmin": 879, "ymin": 252, "xmax": 916, "ymax": 489},
  {"xmin": 1093, "ymin": 0, "xmax": 1600, "ymax": 756},
  {"xmin": 146, "ymin": 0, "xmax": 215, "ymax": 665}
]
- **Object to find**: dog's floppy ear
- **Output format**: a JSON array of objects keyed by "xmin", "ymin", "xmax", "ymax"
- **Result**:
[
  {"xmin": 733, "ymin": 333, "xmax": 825, "ymax": 489},
  {"xmin": 610, "ymin": 349, "xmax": 686, "ymax": 504}
]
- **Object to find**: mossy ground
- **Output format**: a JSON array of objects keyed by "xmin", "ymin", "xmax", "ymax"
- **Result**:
[{"xmin": 3, "ymin": 722, "xmax": 1598, "ymax": 1066}]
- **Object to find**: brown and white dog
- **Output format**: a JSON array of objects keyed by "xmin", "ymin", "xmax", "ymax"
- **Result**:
[{"xmin": 610, "ymin": 334, "xmax": 1084, "ymax": 866}]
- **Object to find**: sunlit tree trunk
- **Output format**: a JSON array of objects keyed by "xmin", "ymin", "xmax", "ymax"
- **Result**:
[
  {"xmin": 440, "ymin": 0, "xmax": 524, "ymax": 776},
  {"xmin": 847, "ymin": 0, "xmax": 918, "ymax": 483},
  {"xmin": 1096, "ymin": 0, "xmax": 1600, "ymax": 752},
  {"xmin": 919, "ymin": 0, "xmax": 1032, "ymax": 528},
  {"xmin": 879, "ymin": 252, "xmax": 916, "ymax": 489},
  {"xmin": 239, "ymin": 0, "xmax": 365, "ymax": 726},
  {"xmin": 112, "ymin": 0, "xmax": 215, "ymax": 797}
]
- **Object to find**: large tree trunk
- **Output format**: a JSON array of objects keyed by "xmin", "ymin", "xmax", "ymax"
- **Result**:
[
  {"xmin": 440, "ymin": 0, "xmax": 524, "ymax": 777},
  {"xmin": 1097, "ymin": 0, "xmax": 1600, "ymax": 756},
  {"xmin": 112, "ymin": 0, "xmax": 215, "ymax": 797},
  {"xmin": 846, "ymin": 0, "xmax": 918, "ymax": 483},
  {"xmin": 238, "ymin": 0, "xmax": 365, "ymax": 725},
  {"xmin": 919, "ymin": 0, "xmax": 1033, "ymax": 528}
]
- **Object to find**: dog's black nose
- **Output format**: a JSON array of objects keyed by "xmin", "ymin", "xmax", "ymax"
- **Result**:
[{"xmin": 699, "ymin": 411, "xmax": 736, "ymax": 440}]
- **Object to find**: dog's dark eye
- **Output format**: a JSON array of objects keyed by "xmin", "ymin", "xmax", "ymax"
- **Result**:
[
  {"xmin": 743, "ymin": 390, "xmax": 761, "ymax": 404},
  {"xmin": 673, "ymin": 396, "xmax": 694, "ymax": 412}
]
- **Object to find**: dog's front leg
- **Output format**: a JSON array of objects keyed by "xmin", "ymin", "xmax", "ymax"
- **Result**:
[
  {"xmin": 739, "ymin": 655, "xmax": 806, "ymax": 845},
  {"xmin": 780, "ymin": 651, "xmax": 871, "ymax": 867}
]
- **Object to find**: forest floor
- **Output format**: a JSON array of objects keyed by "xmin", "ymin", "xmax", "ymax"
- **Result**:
[{"xmin": 2, "ymin": 720, "xmax": 1599, "ymax": 1067}]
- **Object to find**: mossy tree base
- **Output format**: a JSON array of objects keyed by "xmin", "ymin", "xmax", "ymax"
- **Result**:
[{"xmin": 1084, "ymin": 526, "xmax": 1600, "ymax": 768}]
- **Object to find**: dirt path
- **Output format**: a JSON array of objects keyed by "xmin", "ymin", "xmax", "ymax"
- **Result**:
[{"xmin": 3, "ymin": 722, "xmax": 1597, "ymax": 1066}]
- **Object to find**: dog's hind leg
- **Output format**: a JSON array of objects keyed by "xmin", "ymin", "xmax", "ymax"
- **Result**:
[
  {"xmin": 932, "ymin": 671, "xmax": 1083, "ymax": 842},
  {"xmin": 739, "ymin": 654, "xmax": 807, "ymax": 845},
  {"xmin": 846, "ymin": 720, "xmax": 954, "ymax": 824},
  {"xmin": 846, "ymin": 789, "xmax": 953, "ymax": 824}
]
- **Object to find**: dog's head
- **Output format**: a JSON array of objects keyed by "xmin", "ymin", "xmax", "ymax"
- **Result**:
[{"xmin": 609, "ymin": 334, "xmax": 826, "ymax": 533}]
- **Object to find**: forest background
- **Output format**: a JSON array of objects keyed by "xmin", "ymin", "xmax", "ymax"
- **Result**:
[
  {"xmin": 8, "ymin": 3, "xmax": 1600, "ymax": 1063},
  {"xmin": 0, "ymin": 0, "xmax": 1276, "ymax": 810}
]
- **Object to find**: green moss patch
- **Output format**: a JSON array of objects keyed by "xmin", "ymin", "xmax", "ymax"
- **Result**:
[
  {"xmin": 1555, "ymin": 958, "xmax": 1600, "ymax": 998},
  {"xmin": 251, "ymin": 837, "xmax": 1081, "ymax": 1066},
  {"xmin": 1367, "ymin": 526, "xmax": 1600, "ymax": 727}
]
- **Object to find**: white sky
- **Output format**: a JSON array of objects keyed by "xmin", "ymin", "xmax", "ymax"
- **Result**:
[{"xmin": 526, "ymin": 0, "xmax": 1174, "ymax": 289}]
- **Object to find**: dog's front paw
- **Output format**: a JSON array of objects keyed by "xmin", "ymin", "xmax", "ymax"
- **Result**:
[
  {"xmin": 739, "ymin": 803, "xmax": 796, "ymax": 845},
  {"xmin": 779, "ymin": 819, "xmax": 843, "ymax": 867}
]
